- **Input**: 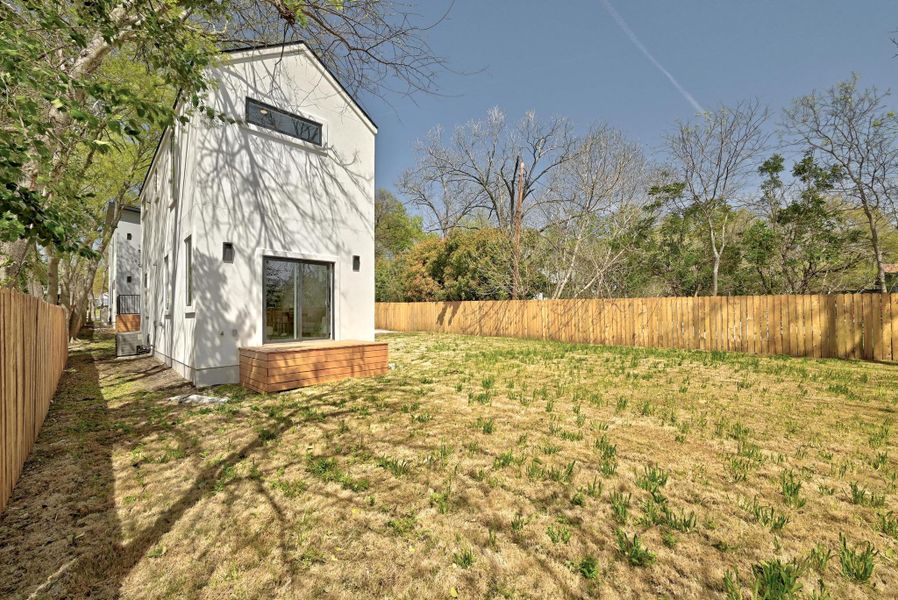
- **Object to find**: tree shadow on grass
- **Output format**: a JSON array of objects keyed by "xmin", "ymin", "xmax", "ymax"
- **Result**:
[
  {"xmin": 2, "ymin": 331, "xmax": 590, "ymax": 598},
  {"xmin": 0, "ymin": 329, "xmax": 387, "ymax": 598},
  {"xmin": 0, "ymin": 335, "xmax": 120, "ymax": 599}
]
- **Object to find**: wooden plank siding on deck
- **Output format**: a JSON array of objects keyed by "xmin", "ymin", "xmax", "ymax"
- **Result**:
[{"xmin": 239, "ymin": 340, "xmax": 389, "ymax": 393}]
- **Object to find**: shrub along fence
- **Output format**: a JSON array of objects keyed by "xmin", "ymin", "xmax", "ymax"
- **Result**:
[
  {"xmin": 1, "ymin": 289, "xmax": 68, "ymax": 512},
  {"xmin": 376, "ymin": 293, "xmax": 898, "ymax": 362}
]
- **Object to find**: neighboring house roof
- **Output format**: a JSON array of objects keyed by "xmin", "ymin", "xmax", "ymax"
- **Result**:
[
  {"xmin": 105, "ymin": 200, "xmax": 141, "ymax": 215},
  {"xmin": 137, "ymin": 40, "xmax": 375, "ymax": 201},
  {"xmin": 883, "ymin": 263, "xmax": 898, "ymax": 274}
]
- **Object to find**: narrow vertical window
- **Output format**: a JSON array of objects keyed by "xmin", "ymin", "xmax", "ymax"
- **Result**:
[
  {"xmin": 184, "ymin": 236, "xmax": 193, "ymax": 306},
  {"xmin": 171, "ymin": 130, "xmax": 179, "ymax": 205},
  {"xmin": 163, "ymin": 255, "xmax": 169, "ymax": 313}
]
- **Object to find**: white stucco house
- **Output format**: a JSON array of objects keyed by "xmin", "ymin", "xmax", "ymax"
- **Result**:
[
  {"xmin": 106, "ymin": 205, "xmax": 142, "ymax": 327},
  {"xmin": 139, "ymin": 42, "xmax": 378, "ymax": 386}
]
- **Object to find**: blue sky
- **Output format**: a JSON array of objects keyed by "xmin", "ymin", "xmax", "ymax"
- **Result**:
[{"xmin": 362, "ymin": 0, "xmax": 897, "ymax": 195}]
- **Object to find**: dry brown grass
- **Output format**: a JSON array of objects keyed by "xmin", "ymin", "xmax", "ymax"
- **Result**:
[{"xmin": 2, "ymin": 330, "xmax": 898, "ymax": 598}]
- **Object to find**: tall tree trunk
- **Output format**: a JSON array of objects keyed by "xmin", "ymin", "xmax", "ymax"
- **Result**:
[
  {"xmin": 552, "ymin": 231, "xmax": 584, "ymax": 300},
  {"xmin": 706, "ymin": 213, "xmax": 725, "ymax": 297},
  {"xmin": 0, "ymin": 241, "xmax": 15, "ymax": 284},
  {"xmin": 47, "ymin": 253, "xmax": 60, "ymax": 304},
  {"xmin": 511, "ymin": 158, "xmax": 524, "ymax": 300},
  {"xmin": 66, "ymin": 201, "xmax": 123, "ymax": 339},
  {"xmin": 2, "ymin": 239, "xmax": 31, "ymax": 289},
  {"xmin": 861, "ymin": 201, "xmax": 888, "ymax": 292}
]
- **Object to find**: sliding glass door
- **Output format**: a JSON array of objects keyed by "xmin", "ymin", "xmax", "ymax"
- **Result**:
[
  {"xmin": 263, "ymin": 259, "xmax": 297, "ymax": 341},
  {"xmin": 264, "ymin": 257, "xmax": 333, "ymax": 342}
]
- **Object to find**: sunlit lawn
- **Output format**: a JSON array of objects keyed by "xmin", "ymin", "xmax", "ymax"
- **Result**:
[{"xmin": 3, "ymin": 330, "xmax": 898, "ymax": 598}]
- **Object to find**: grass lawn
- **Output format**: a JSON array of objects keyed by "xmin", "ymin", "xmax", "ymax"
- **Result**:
[{"xmin": 2, "ymin": 330, "xmax": 898, "ymax": 598}]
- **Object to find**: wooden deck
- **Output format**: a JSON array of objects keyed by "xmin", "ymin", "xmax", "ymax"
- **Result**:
[{"xmin": 239, "ymin": 340, "xmax": 389, "ymax": 393}]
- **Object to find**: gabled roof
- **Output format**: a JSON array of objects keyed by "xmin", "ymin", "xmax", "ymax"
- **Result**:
[
  {"xmin": 138, "ymin": 41, "xmax": 376, "ymax": 201},
  {"xmin": 222, "ymin": 40, "xmax": 377, "ymax": 131}
]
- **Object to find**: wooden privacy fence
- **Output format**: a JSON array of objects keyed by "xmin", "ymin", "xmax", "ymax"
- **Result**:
[
  {"xmin": 376, "ymin": 294, "xmax": 898, "ymax": 362},
  {"xmin": 0, "ymin": 289, "xmax": 68, "ymax": 512}
]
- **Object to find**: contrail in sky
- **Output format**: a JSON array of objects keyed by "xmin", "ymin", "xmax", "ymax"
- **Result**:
[{"xmin": 599, "ymin": 0, "xmax": 706, "ymax": 114}]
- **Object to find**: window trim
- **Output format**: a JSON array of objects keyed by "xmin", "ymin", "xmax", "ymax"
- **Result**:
[
  {"xmin": 184, "ymin": 235, "xmax": 193, "ymax": 309},
  {"xmin": 262, "ymin": 256, "xmax": 334, "ymax": 344},
  {"xmin": 244, "ymin": 97, "xmax": 324, "ymax": 147},
  {"xmin": 162, "ymin": 254, "xmax": 170, "ymax": 317},
  {"xmin": 170, "ymin": 128, "xmax": 179, "ymax": 208}
]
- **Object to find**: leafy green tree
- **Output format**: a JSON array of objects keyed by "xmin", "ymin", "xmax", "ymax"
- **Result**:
[
  {"xmin": 380, "ymin": 227, "xmax": 547, "ymax": 302},
  {"xmin": 646, "ymin": 209, "xmax": 712, "ymax": 296},
  {"xmin": 374, "ymin": 189, "xmax": 426, "ymax": 301},
  {"xmin": 391, "ymin": 237, "xmax": 447, "ymax": 302},
  {"xmin": 1, "ymin": 1, "xmax": 219, "ymax": 263},
  {"xmin": 375, "ymin": 189, "xmax": 424, "ymax": 260},
  {"xmin": 784, "ymin": 77, "xmax": 898, "ymax": 291},
  {"xmin": 745, "ymin": 154, "xmax": 866, "ymax": 293},
  {"xmin": 662, "ymin": 101, "xmax": 769, "ymax": 295},
  {"xmin": 441, "ymin": 228, "xmax": 515, "ymax": 301}
]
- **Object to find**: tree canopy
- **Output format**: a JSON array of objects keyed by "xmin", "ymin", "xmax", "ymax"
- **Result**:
[{"xmin": 380, "ymin": 79, "xmax": 898, "ymax": 302}]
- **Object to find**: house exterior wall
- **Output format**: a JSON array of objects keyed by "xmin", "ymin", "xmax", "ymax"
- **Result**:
[
  {"xmin": 141, "ymin": 124, "xmax": 198, "ymax": 381},
  {"xmin": 107, "ymin": 207, "xmax": 142, "ymax": 321},
  {"xmin": 140, "ymin": 45, "xmax": 376, "ymax": 386}
]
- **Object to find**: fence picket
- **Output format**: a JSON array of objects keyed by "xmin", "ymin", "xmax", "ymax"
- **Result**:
[{"xmin": 1, "ymin": 290, "xmax": 68, "ymax": 512}]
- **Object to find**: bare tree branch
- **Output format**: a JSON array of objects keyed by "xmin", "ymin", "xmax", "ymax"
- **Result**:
[
  {"xmin": 663, "ymin": 100, "xmax": 770, "ymax": 295},
  {"xmin": 783, "ymin": 76, "xmax": 898, "ymax": 292}
]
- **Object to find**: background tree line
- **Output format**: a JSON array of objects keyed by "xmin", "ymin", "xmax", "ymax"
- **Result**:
[{"xmin": 376, "ymin": 77, "xmax": 898, "ymax": 302}]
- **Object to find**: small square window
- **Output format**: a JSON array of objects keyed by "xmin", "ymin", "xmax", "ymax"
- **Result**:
[
  {"xmin": 352, "ymin": 255, "xmax": 360, "ymax": 272},
  {"xmin": 126, "ymin": 276, "xmax": 132, "ymax": 283},
  {"xmin": 223, "ymin": 242, "xmax": 235, "ymax": 263},
  {"xmin": 126, "ymin": 233, "xmax": 132, "ymax": 241}
]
